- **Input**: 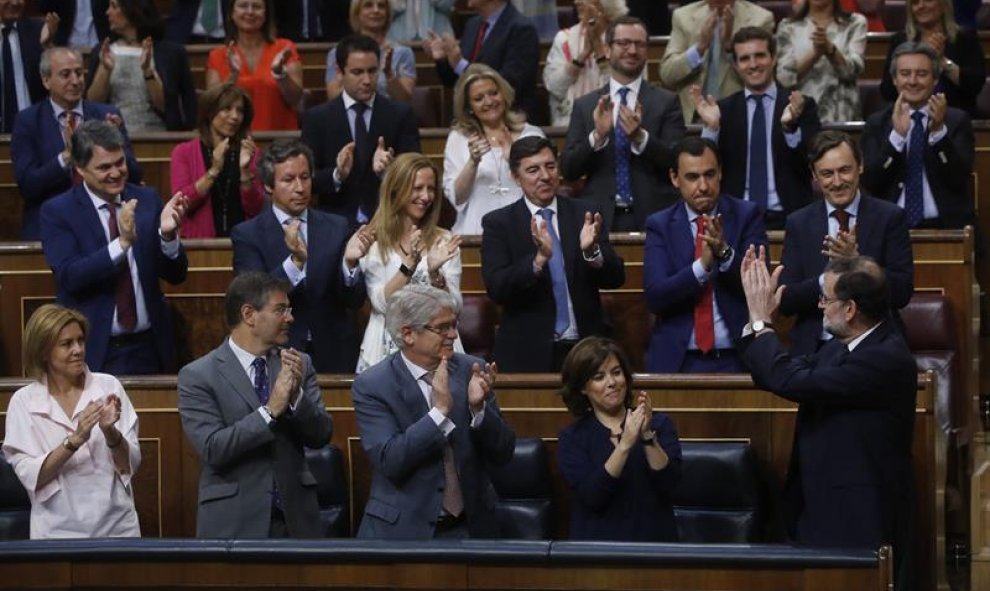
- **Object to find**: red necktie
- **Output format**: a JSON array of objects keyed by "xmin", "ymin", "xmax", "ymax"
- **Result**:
[
  {"xmin": 67, "ymin": 112, "xmax": 82, "ymax": 185},
  {"xmin": 694, "ymin": 216, "xmax": 715, "ymax": 353},
  {"xmin": 469, "ymin": 20, "xmax": 489, "ymax": 62},
  {"xmin": 105, "ymin": 202, "xmax": 138, "ymax": 332},
  {"xmin": 832, "ymin": 208, "xmax": 850, "ymax": 233}
]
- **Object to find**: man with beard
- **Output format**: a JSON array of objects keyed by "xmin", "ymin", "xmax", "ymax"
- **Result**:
[{"xmin": 778, "ymin": 130, "xmax": 914, "ymax": 355}]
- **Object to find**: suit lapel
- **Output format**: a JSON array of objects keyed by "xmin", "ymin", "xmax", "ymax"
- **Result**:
[
  {"xmin": 73, "ymin": 184, "xmax": 110, "ymax": 247},
  {"xmin": 331, "ymin": 97, "xmax": 354, "ymax": 143},
  {"xmin": 391, "ymin": 354, "xmax": 430, "ymax": 416},
  {"xmin": 556, "ymin": 199, "xmax": 581, "ymax": 282},
  {"xmin": 670, "ymin": 204, "xmax": 696, "ymax": 268},
  {"xmin": 216, "ymin": 341, "xmax": 264, "ymax": 412},
  {"xmin": 261, "ymin": 209, "xmax": 291, "ymax": 263}
]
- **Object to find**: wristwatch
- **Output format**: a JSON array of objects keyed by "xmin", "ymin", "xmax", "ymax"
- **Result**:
[
  {"xmin": 715, "ymin": 244, "xmax": 733, "ymax": 262},
  {"xmin": 399, "ymin": 263, "xmax": 415, "ymax": 278},
  {"xmin": 641, "ymin": 431, "xmax": 656, "ymax": 444},
  {"xmin": 751, "ymin": 320, "xmax": 774, "ymax": 332},
  {"xmin": 62, "ymin": 436, "xmax": 80, "ymax": 452}
]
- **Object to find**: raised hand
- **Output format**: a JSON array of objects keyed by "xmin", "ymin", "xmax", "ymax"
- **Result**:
[
  {"xmin": 740, "ymin": 244, "xmax": 784, "ymax": 322},
  {"xmin": 210, "ymin": 136, "xmax": 231, "ymax": 174},
  {"xmin": 619, "ymin": 406, "xmax": 646, "ymax": 451},
  {"xmin": 635, "ymin": 391, "xmax": 653, "ymax": 437},
  {"xmin": 344, "ymin": 224, "xmax": 375, "ymax": 267},
  {"xmin": 720, "ymin": 4, "xmax": 734, "ymax": 47},
  {"xmin": 928, "ymin": 92, "xmax": 947, "ymax": 134},
  {"xmin": 160, "ymin": 192, "xmax": 188, "ymax": 238},
  {"xmin": 269, "ymin": 348, "xmax": 304, "ymax": 417},
  {"xmin": 467, "ymin": 133, "xmax": 492, "ymax": 164},
  {"xmin": 225, "ymin": 42, "xmax": 242, "ymax": 78},
  {"xmin": 118, "ymin": 199, "xmax": 138, "ymax": 249},
  {"xmin": 271, "ymin": 46, "xmax": 291, "ymax": 78},
  {"xmin": 822, "ymin": 224, "xmax": 858, "ymax": 259},
  {"xmin": 372, "ymin": 136, "xmax": 395, "ymax": 175},
  {"xmin": 592, "ymin": 94, "xmax": 614, "ymax": 145},
  {"xmin": 140, "ymin": 37, "xmax": 155, "ymax": 77},
  {"xmin": 690, "ymin": 85, "xmax": 721, "ymax": 130},
  {"xmin": 431, "ymin": 356, "xmax": 453, "ymax": 415},
  {"xmin": 282, "ymin": 218, "xmax": 307, "ymax": 268},
  {"xmin": 892, "ymin": 93, "xmax": 911, "ymax": 138},
  {"xmin": 428, "ymin": 234, "xmax": 462, "ymax": 273},
  {"xmin": 401, "ymin": 227, "xmax": 424, "ymax": 266},
  {"xmin": 467, "ymin": 361, "xmax": 496, "ymax": 411},
  {"xmin": 99, "ymin": 38, "xmax": 115, "ymax": 71},
  {"xmin": 617, "ymin": 101, "xmax": 644, "ymax": 141},
  {"xmin": 422, "ymin": 31, "xmax": 447, "ymax": 61},
  {"xmin": 924, "ymin": 31, "xmax": 946, "ymax": 57},
  {"xmin": 811, "ymin": 23, "xmax": 831, "ymax": 57},
  {"xmin": 40, "ymin": 12, "xmax": 60, "ymax": 47},
  {"xmin": 238, "ymin": 136, "xmax": 256, "ymax": 170},
  {"xmin": 336, "ymin": 141, "xmax": 355, "ymax": 180},
  {"xmin": 382, "ymin": 45, "xmax": 394, "ymax": 79},
  {"xmin": 441, "ymin": 33, "xmax": 462, "ymax": 67},
  {"xmin": 780, "ymin": 90, "xmax": 805, "ymax": 130},
  {"xmin": 70, "ymin": 400, "xmax": 104, "ymax": 447},
  {"xmin": 579, "ymin": 211, "xmax": 602, "ymax": 253},
  {"xmin": 531, "ymin": 215, "xmax": 553, "ymax": 269},
  {"xmin": 98, "ymin": 394, "xmax": 122, "ymax": 430},
  {"xmin": 697, "ymin": 8, "xmax": 718, "ymax": 54}
]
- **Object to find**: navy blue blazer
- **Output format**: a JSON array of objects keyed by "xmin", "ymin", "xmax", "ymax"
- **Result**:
[
  {"xmin": 643, "ymin": 195, "xmax": 768, "ymax": 372},
  {"xmin": 40, "ymin": 183, "xmax": 188, "ymax": 372},
  {"xmin": 12, "ymin": 99, "xmax": 143, "ymax": 240},
  {"xmin": 230, "ymin": 207, "xmax": 366, "ymax": 373},
  {"xmin": 778, "ymin": 195, "xmax": 914, "ymax": 355}
]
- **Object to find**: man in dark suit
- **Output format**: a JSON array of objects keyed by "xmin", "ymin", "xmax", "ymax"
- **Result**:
[
  {"xmin": 179, "ymin": 271, "xmax": 333, "ymax": 538},
  {"xmin": 693, "ymin": 26, "xmax": 821, "ymax": 230},
  {"xmin": 0, "ymin": 1, "xmax": 51, "ymax": 133},
  {"xmin": 231, "ymin": 139, "xmax": 370, "ymax": 374},
  {"xmin": 562, "ymin": 16, "xmax": 686, "ymax": 232},
  {"xmin": 861, "ymin": 41, "xmax": 976, "ymax": 230},
  {"xmin": 779, "ymin": 130, "xmax": 914, "ymax": 356},
  {"xmin": 301, "ymin": 34, "xmax": 420, "ymax": 226},
  {"xmin": 352, "ymin": 284, "xmax": 515, "ymax": 539},
  {"xmin": 422, "ymin": 0, "xmax": 539, "ymax": 118},
  {"xmin": 738, "ymin": 252, "xmax": 917, "ymax": 591},
  {"xmin": 481, "ymin": 136, "xmax": 625, "ymax": 372},
  {"xmin": 40, "ymin": 120, "xmax": 188, "ymax": 375},
  {"xmin": 13, "ymin": 46, "xmax": 142, "ymax": 240},
  {"xmin": 274, "ymin": 0, "xmax": 349, "ymax": 42},
  {"xmin": 643, "ymin": 137, "xmax": 768, "ymax": 373},
  {"xmin": 164, "ymin": 0, "xmax": 226, "ymax": 43},
  {"xmin": 627, "ymin": 0, "xmax": 671, "ymax": 35},
  {"xmin": 39, "ymin": 0, "xmax": 108, "ymax": 47}
]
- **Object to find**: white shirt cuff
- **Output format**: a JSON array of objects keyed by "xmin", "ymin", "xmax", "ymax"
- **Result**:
[
  {"xmin": 429, "ymin": 407, "xmax": 455, "ymax": 437},
  {"xmin": 282, "ymin": 256, "xmax": 306, "ymax": 286}
]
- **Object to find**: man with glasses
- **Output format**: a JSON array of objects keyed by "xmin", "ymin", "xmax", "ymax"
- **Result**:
[
  {"xmin": 179, "ymin": 271, "xmax": 333, "ymax": 538},
  {"xmin": 777, "ymin": 130, "xmax": 914, "ymax": 355},
  {"xmin": 352, "ymin": 284, "xmax": 516, "ymax": 539},
  {"xmin": 562, "ymin": 16, "xmax": 685, "ymax": 232}
]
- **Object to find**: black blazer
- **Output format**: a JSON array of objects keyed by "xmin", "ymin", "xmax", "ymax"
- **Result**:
[
  {"xmin": 627, "ymin": 0, "xmax": 672, "ymax": 35},
  {"xmin": 715, "ymin": 88, "xmax": 821, "ymax": 217},
  {"xmin": 85, "ymin": 39, "xmax": 198, "ymax": 131},
  {"xmin": 39, "ymin": 0, "xmax": 109, "ymax": 46},
  {"xmin": 164, "ymin": 0, "xmax": 228, "ymax": 43},
  {"xmin": 274, "ymin": 0, "xmax": 349, "ymax": 42},
  {"xmin": 9, "ymin": 18, "xmax": 46, "ymax": 114},
  {"xmin": 860, "ymin": 104, "xmax": 976, "ymax": 229},
  {"xmin": 300, "ymin": 94, "xmax": 420, "ymax": 224},
  {"xmin": 562, "ymin": 82, "xmax": 686, "ymax": 230},
  {"xmin": 480, "ymin": 197, "xmax": 625, "ymax": 372},
  {"xmin": 778, "ymin": 195, "xmax": 915, "ymax": 355},
  {"xmin": 435, "ymin": 2, "xmax": 539, "ymax": 117}
]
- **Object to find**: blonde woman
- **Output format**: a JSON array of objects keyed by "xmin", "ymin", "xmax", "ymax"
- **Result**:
[
  {"xmin": 443, "ymin": 64, "xmax": 545, "ymax": 235},
  {"xmin": 358, "ymin": 153, "xmax": 464, "ymax": 372}
]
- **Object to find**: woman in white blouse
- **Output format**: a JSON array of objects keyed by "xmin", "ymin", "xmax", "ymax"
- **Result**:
[
  {"xmin": 443, "ymin": 64, "xmax": 545, "ymax": 235},
  {"xmin": 358, "ymin": 153, "xmax": 464, "ymax": 372},
  {"xmin": 2, "ymin": 305, "xmax": 141, "ymax": 539}
]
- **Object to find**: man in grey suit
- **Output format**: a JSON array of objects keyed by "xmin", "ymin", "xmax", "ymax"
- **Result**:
[
  {"xmin": 178, "ymin": 272, "xmax": 333, "ymax": 538},
  {"xmin": 352, "ymin": 285, "xmax": 516, "ymax": 539},
  {"xmin": 562, "ymin": 16, "xmax": 686, "ymax": 232}
]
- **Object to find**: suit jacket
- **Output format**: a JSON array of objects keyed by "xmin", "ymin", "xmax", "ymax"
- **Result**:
[
  {"xmin": 40, "ymin": 183, "xmax": 188, "ymax": 372},
  {"xmin": 627, "ymin": 0, "xmax": 672, "ymax": 35},
  {"xmin": 12, "ymin": 99, "xmax": 143, "ymax": 240},
  {"xmin": 300, "ymin": 94, "xmax": 420, "ymax": 224},
  {"xmin": 435, "ymin": 2, "xmax": 539, "ymax": 118},
  {"xmin": 480, "ymin": 197, "xmax": 626, "ymax": 372},
  {"xmin": 274, "ymin": 0, "xmax": 346, "ymax": 42},
  {"xmin": 715, "ymin": 89, "xmax": 821, "ymax": 216},
  {"xmin": 39, "ymin": 0, "xmax": 109, "ymax": 47},
  {"xmin": 6, "ymin": 18, "xmax": 46, "ymax": 123},
  {"xmin": 178, "ymin": 341, "xmax": 333, "ymax": 538},
  {"xmin": 561, "ymin": 82, "xmax": 686, "ymax": 230},
  {"xmin": 659, "ymin": 0, "xmax": 775, "ymax": 123},
  {"xmin": 643, "ymin": 196, "xmax": 768, "ymax": 372},
  {"xmin": 164, "ymin": 0, "xmax": 228, "ymax": 43},
  {"xmin": 85, "ymin": 39, "xmax": 198, "ymax": 131},
  {"xmin": 230, "ymin": 207, "xmax": 366, "ymax": 373},
  {"xmin": 779, "ymin": 195, "xmax": 914, "ymax": 355},
  {"xmin": 351, "ymin": 352, "xmax": 516, "ymax": 539},
  {"xmin": 861, "ymin": 105, "xmax": 976, "ymax": 229},
  {"xmin": 737, "ymin": 322, "xmax": 916, "ymax": 553}
]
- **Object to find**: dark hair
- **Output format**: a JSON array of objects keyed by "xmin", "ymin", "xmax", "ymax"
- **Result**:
[
  {"xmin": 259, "ymin": 139, "xmax": 314, "ymax": 188},
  {"xmin": 224, "ymin": 271, "xmax": 290, "ymax": 328},
  {"xmin": 111, "ymin": 0, "xmax": 164, "ymax": 40},
  {"xmin": 508, "ymin": 136, "xmax": 557, "ymax": 174},
  {"xmin": 730, "ymin": 26, "xmax": 776, "ymax": 58},
  {"xmin": 197, "ymin": 83, "xmax": 254, "ymax": 143},
  {"xmin": 335, "ymin": 33, "xmax": 381, "ymax": 71},
  {"xmin": 559, "ymin": 337, "xmax": 635, "ymax": 417},
  {"xmin": 71, "ymin": 120, "xmax": 125, "ymax": 167},
  {"xmin": 605, "ymin": 15, "xmax": 647, "ymax": 45},
  {"xmin": 808, "ymin": 129, "xmax": 862, "ymax": 168},
  {"xmin": 824, "ymin": 256, "xmax": 890, "ymax": 324},
  {"xmin": 791, "ymin": 0, "xmax": 851, "ymax": 23},
  {"xmin": 888, "ymin": 41, "xmax": 943, "ymax": 80},
  {"xmin": 225, "ymin": 0, "xmax": 277, "ymax": 42},
  {"xmin": 671, "ymin": 136, "xmax": 721, "ymax": 173}
]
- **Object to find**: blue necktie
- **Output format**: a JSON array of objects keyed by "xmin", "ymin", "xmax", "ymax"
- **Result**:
[
  {"xmin": 538, "ymin": 209, "xmax": 571, "ymax": 338},
  {"xmin": 252, "ymin": 357, "xmax": 270, "ymax": 405},
  {"xmin": 904, "ymin": 111, "xmax": 926, "ymax": 228},
  {"xmin": 614, "ymin": 87, "xmax": 633, "ymax": 207},
  {"xmin": 748, "ymin": 94, "xmax": 768, "ymax": 213}
]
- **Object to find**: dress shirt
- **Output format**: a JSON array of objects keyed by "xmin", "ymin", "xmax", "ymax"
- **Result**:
[
  {"xmin": 271, "ymin": 205, "xmax": 362, "ymax": 288},
  {"xmin": 227, "ymin": 337, "xmax": 300, "ymax": 424},
  {"xmin": 67, "ymin": 0, "xmax": 98, "ymax": 48},
  {"xmin": 332, "ymin": 90, "xmax": 377, "ymax": 210},
  {"xmin": 685, "ymin": 203, "xmax": 733, "ymax": 350},
  {"xmin": 887, "ymin": 106, "xmax": 945, "ymax": 221},
  {"xmin": 52, "ymin": 99, "xmax": 84, "ymax": 169},
  {"xmin": 399, "ymin": 352, "xmax": 484, "ymax": 434},
  {"xmin": 0, "ymin": 23, "xmax": 31, "ymax": 112},
  {"xmin": 453, "ymin": 3, "xmax": 506, "ymax": 75},
  {"xmin": 587, "ymin": 77, "xmax": 650, "ymax": 155},
  {"xmin": 84, "ymin": 186, "xmax": 181, "ymax": 336}
]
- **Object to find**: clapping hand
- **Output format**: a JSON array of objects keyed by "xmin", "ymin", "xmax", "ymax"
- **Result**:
[
  {"xmin": 372, "ymin": 137, "xmax": 395, "ymax": 175},
  {"xmin": 99, "ymin": 38, "xmax": 115, "ymax": 70},
  {"xmin": 531, "ymin": 215, "xmax": 554, "ymax": 269},
  {"xmin": 140, "ymin": 37, "xmax": 155, "ymax": 77},
  {"xmin": 690, "ymin": 85, "xmax": 721, "ymax": 130},
  {"xmin": 427, "ymin": 234, "xmax": 462, "ymax": 274},
  {"xmin": 344, "ymin": 224, "xmax": 375, "ymax": 268},
  {"xmin": 579, "ymin": 211, "xmax": 602, "ymax": 254},
  {"xmin": 283, "ymin": 218, "xmax": 307, "ymax": 268},
  {"xmin": 336, "ymin": 142, "xmax": 355, "ymax": 180},
  {"xmin": 40, "ymin": 12, "xmax": 59, "ymax": 47},
  {"xmin": 592, "ymin": 94, "xmax": 614, "ymax": 144},
  {"xmin": 160, "ymin": 192, "xmax": 189, "ymax": 239},
  {"xmin": 225, "ymin": 42, "xmax": 242, "ymax": 78},
  {"xmin": 118, "ymin": 199, "xmax": 138, "ymax": 249},
  {"xmin": 822, "ymin": 224, "xmax": 858, "ymax": 259},
  {"xmin": 740, "ymin": 244, "xmax": 784, "ymax": 324},
  {"xmin": 467, "ymin": 361, "xmax": 496, "ymax": 412},
  {"xmin": 98, "ymin": 394, "xmax": 122, "ymax": 430},
  {"xmin": 780, "ymin": 91, "xmax": 805, "ymax": 130}
]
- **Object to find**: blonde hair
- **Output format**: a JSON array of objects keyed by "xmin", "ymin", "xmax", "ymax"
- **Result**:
[
  {"xmin": 592, "ymin": 0, "xmax": 630, "ymax": 21},
  {"xmin": 22, "ymin": 304, "xmax": 89, "ymax": 380},
  {"xmin": 350, "ymin": 0, "xmax": 392, "ymax": 34},
  {"xmin": 368, "ymin": 153, "xmax": 444, "ymax": 261},
  {"xmin": 905, "ymin": 0, "xmax": 959, "ymax": 42},
  {"xmin": 451, "ymin": 64, "xmax": 526, "ymax": 136}
]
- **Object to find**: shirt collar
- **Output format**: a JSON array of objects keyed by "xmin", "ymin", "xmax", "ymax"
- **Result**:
[
  {"xmin": 485, "ymin": 4, "xmax": 507, "ymax": 28},
  {"xmin": 50, "ymin": 98, "xmax": 82, "ymax": 120},
  {"xmin": 744, "ymin": 83, "xmax": 777, "ymax": 102},
  {"xmin": 227, "ymin": 337, "xmax": 266, "ymax": 375},
  {"xmin": 824, "ymin": 191, "xmax": 862, "ymax": 218},
  {"xmin": 684, "ymin": 202, "xmax": 719, "ymax": 222},
  {"xmin": 847, "ymin": 321, "xmax": 883, "ymax": 352},
  {"xmin": 24, "ymin": 369, "xmax": 98, "ymax": 420},
  {"xmin": 523, "ymin": 196, "xmax": 558, "ymax": 217},
  {"xmin": 341, "ymin": 89, "xmax": 376, "ymax": 111},
  {"xmin": 271, "ymin": 204, "xmax": 309, "ymax": 225},
  {"xmin": 85, "ymin": 185, "xmax": 121, "ymax": 211},
  {"xmin": 400, "ymin": 352, "xmax": 433, "ymax": 382},
  {"xmin": 609, "ymin": 76, "xmax": 644, "ymax": 97}
]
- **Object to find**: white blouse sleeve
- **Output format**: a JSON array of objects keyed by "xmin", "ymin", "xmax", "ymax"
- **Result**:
[
  {"xmin": 1, "ymin": 386, "xmax": 60, "ymax": 503},
  {"xmin": 442, "ymin": 129, "xmax": 471, "ymax": 213}
]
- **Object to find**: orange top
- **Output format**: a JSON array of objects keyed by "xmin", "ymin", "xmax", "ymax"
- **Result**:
[
  {"xmin": 206, "ymin": 38, "xmax": 301, "ymax": 131},
  {"xmin": 839, "ymin": 0, "xmax": 886, "ymax": 32}
]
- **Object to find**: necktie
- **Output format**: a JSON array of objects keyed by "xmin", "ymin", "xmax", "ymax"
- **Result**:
[
  {"xmin": 538, "ymin": 208, "xmax": 571, "ymax": 337},
  {"xmin": 200, "ymin": 0, "xmax": 219, "ymax": 33},
  {"xmin": 421, "ymin": 371, "xmax": 464, "ymax": 517},
  {"xmin": 469, "ymin": 20, "xmax": 490, "ymax": 62},
  {"xmin": 614, "ymin": 86, "xmax": 633, "ymax": 207},
  {"xmin": 2, "ymin": 25, "xmax": 17, "ymax": 134},
  {"xmin": 104, "ymin": 203, "xmax": 138, "ymax": 332},
  {"xmin": 693, "ymin": 216, "xmax": 715, "ymax": 353},
  {"xmin": 904, "ymin": 111, "xmax": 926, "ymax": 228},
  {"xmin": 832, "ymin": 208, "xmax": 850, "ymax": 234},
  {"xmin": 66, "ymin": 112, "xmax": 82, "ymax": 184},
  {"xmin": 748, "ymin": 94, "xmax": 768, "ymax": 212},
  {"xmin": 351, "ymin": 102, "xmax": 370, "ymax": 172},
  {"xmin": 702, "ymin": 17, "xmax": 722, "ymax": 99},
  {"xmin": 252, "ymin": 357, "xmax": 270, "ymax": 405}
]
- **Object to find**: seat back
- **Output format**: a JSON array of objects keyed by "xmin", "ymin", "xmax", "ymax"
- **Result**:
[
  {"xmin": 0, "ymin": 452, "xmax": 30, "ymax": 539},
  {"xmin": 858, "ymin": 78, "xmax": 887, "ymax": 120},
  {"xmin": 488, "ymin": 438, "xmax": 553, "ymax": 539},
  {"xmin": 672, "ymin": 441, "xmax": 762, "ymax": 543},
  {"xmin": 304, "ymin": 444, "xmax": 349, "ymax": 538},
  {"xmin": 458, "ymin": 295, "xmax": 499, "ymax": 361}
]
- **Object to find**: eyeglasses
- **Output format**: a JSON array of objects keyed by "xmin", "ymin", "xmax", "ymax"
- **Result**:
[
  {"xmin": 611, "ymin": 39, "xmax": 647, "ymax": 51},
  {"xmin": 421, "ymin": 320, "xmax": 459, "ymax": 336},
  {"xmin": 265, "ymin": 304, "xmax": 293, "ymax": 318},
  {"xmin": 818, "ymin": 294, "xmax": 843, "ymax": 306}
]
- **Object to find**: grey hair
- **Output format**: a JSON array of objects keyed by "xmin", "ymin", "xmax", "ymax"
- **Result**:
[
  {"xmin": 259, "ymin": 139, "xmax": 314, "ymax": 189},
  {"xmin": 385, "ymin": 284, "xmax": 459, "ymax": 347},
  {"xmin": 40, "ymin": 47, "xmax": 82, "ymax": 79},
  {"xmin": 889, "ymin": 41, "xmax": 943, "ymax": 81},
  {"xmin": 71, "ymin": 120, "xmax": 125, "ymax": 168}
]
